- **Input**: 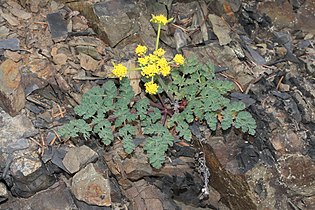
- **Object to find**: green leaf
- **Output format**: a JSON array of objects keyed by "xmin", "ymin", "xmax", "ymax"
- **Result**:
[
  {"xmin": 122, "ymin": 136, "xmax": 135, "ymax": 154},
  {"xmin": 169, "ymin": 57, "xmax": 256, "ymax": 141},
  {"xmin": 119, "ymin": 125, "xmax": 136, "ymax": 154},
  {"xmin": 204, "ymin": 112, "xmax": 217, "ymax": 131},
  {"xmin": 201, "ymin": 91, "xmax": 230, "ymax": 112},
  {"xmin": 144, "ymin": 107, "xmax": 161, "ymax": 125},
  {"xmin": 119, "ymin": 77, "xmax": 134, "ymax": 101},
  {"xmin": 135, "ymin": 98, "xmax": 150, "ymax": 120},
  {"xmin": 144, "ymin": 132, "xmax": 173, "ymax": 169},
  {"xmin": 221, "ymin": 110, "xmax": 233, "ymax": 130},
  {"xmin": 235, "ymin": 111, "xmax": 256, "ymax": 135},
  {"xmin": 74, "ymin": 86, "xmax": 104, "ymax": 119},
  {"xmin": 143, "ymin": 123, "xmax": 165, "ymax": 135},
  {"xmin": 58, "ymin": 119, "xmax": 92, "ymax": 139},
  {"xmin": 227, "ymin": 101, "xmax": 246, "ymax": 112},
  {"xmin": 103, "ymin": 80, "xmax": 117, "ymax": 97},
  {"xmin": 176, "ymin": 122, "xmax": 191, "ymax": 140},
  {"xmin": 114, "ymin": 107, "xmax": 136, "ymax": 127},
  {"xmin": 209, "ymin": 80, "xmax": 235, "ymax": 95},
  {"xmin": 93, "ymin": 119, "xmax": 113, "ymax": 145}
]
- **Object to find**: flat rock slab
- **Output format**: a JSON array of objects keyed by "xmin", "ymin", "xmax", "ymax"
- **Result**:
[
  {"xmin": 47, "ymin": 12, "xmax": 68, "ymax": 42},
  {"xmin": 0, "ymin": 108, "xmax": 34, "ymax": 150},
  {"xmin": 67, "ymin": 0, "xmax": 138, "ymax": 47},
  {"xmin": 0, "ymin": 182, "xmax": 77, "ymax": 209},
  {"xmin": 0, "ymin": 38, "xmax": 20, "ymax": 50},
  {"xmin": 208, "ymin": 14, "xmax": 232, "ymax": 46},
  {"xmin": 257, "ymin": 0, "xmax": 315, "ymax": 34},
  {"xmin": 0, "ymin": 59, "xmax": 25, "ymax": 116},
  {"xmin": 62, "ymin": 145, "xmax": 98, "ymax": 174},
  {"xmin": 277, "ymin": 154, "xmax": 315, "ymax": 196},
  {"xmin": 203, "ymin": 143, "xmax": 257, "ymax": 210},
  {"xmin": 124, "ymin": 179, "xmax": 177, "ymax": 210},
  {"xmin": 92, "ymin": 0, "xmax": 137, "ymax": 47},
  {"xmin": 71, "ymin": 163, "xmax": 111, "ymax": 206}
]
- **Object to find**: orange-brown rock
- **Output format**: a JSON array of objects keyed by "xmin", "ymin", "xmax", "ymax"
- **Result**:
[{"xmin": 0, "ymin": 59, "xmax": 25, "ymax": 116}]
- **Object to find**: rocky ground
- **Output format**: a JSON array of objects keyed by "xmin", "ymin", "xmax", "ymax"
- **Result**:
[{"xmin": 0, "ymin": 0, "xmax": 315, "ymax": 209}]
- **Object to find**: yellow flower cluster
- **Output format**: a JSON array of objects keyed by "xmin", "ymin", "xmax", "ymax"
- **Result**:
[
  {"xmin": 150, "ymin": 14, "xmax": 169, "ymax": 26},
  {"xmin": 135, "ymin": 45, "xmax": 147, "ymax": 56},
  {"xmin": 173, "ymin": 54, "xmax": 185, "ymax": 65},
  {"xmin": 134, "ymin": 44, "xmax": 185, "ymax": 94},
  {"xmin": 144, "ymin": 81, "xmax": 159, "ymax": 95},
  {"xmin": 112, "ymin": 63, "xmax": 127, "ymax": 80},
  {"xmin": 111, "ymin": 14, "xmax": 185, "ymax": 95},
  {"xmin": 136, "ymin": 47, "xmax": 171, "ymax": 78}
]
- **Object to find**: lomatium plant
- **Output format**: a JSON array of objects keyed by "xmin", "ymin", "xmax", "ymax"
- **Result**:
[{"xmin": 59, "ymin": 14, "xmax": 257, "ymax": 169}]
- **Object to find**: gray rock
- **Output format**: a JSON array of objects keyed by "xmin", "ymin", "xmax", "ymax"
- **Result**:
[
  {"xmin": 75, "ymin": 45, "xmax": 102, "ymax": 60},
  {"xmin": 123, "ymin": 157, "xmax": 152, "ymax": 181},
  {"xmin": 71, "ymin": 163, "xmax": 111, "ymax": 206},
  {"xmin": 124, "ymin": 179, "xmax": 177, "ymax": 210},
  {"xmin": 68, "ymin": 36, "xmax": 104, "ymax": 47},
  {"xmin": 0, "ymin": 38, "xmax": 20, "ymax": 51},
  {"xmin": 9, "ymin": 7, "xmax": 32, "ymax": 20},
  {"xmin": 292, "ymin": 90, "xmax": 315, "ymax": 123},
  {"xmin": 42, "ymin": 146, "xmax": 68, "ymax": 171},
  {"xmin": 10, "ymin": 162, "xmax": 56, "ymax": 198},
  {"xmin": 208, "ymin": 14, "xmax": 232, "ymax": 46},
  {"xmin": 0, "ymin": 181, "xmax": 77, "ymax": 209},
  {"xmin": 0, "ymin": 26, "xmax": 10, "ymax": 38},
  {"xmin": 174, "ymin": 28, "xmax": 190, "ymax": 51},
  {"xmin": 246, "ymin": 163, "xmax": 289, "ymax": 210},
  {"xmin": 62, "ymin": 145, "xmax": 98, "ymax": 174},
  {"xmin": 0, "ymin": 109, "xmax": 35, "ymax": 151},
  {"xmin": 0, "ymin": 108, "xmax": 54, "ymax": 198},
  {"xmin": 1, "ymin": 10, "xmax": 20, "ymax": 26},
  {"xmin": 47, "ymin": 12, "xmax": 68, "ymax": 42},
  {"xmin": 10, "ymin": 150, "xmax": 42, "ymax": 177},
  {"xmin": 67, "ymin": 0, "xmax": 138, "ymax": 47},
  {"xmin": 182, "ymin": 44, "xmax": 254, "ymax": 88},
  {"xmin": 79, "ymin": 53, "xmax": 100, "ymax": 71},
  {"xmin": 277, "ymin": 154, "xmax": 315, "ymax": 196},
  {"xmin": 6, "ymin": 138, "xmax": 29, "ymax": 153},
  {"xmin": 0, "ymin": 182, "xmax": 9, "ymax": 203},
  {"xmin": 92, "ymin": 0, "xmax": 137, "ymax": 47},
  {"xmin": 203, "ymin": 143, "xmax": 257, "ymax": 209}
]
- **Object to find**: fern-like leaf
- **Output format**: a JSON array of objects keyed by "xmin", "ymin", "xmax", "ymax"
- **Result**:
[
  {"xmin": 58, "ymin": 119, "xmax": 91, "ymax": 139},
  {"xmin": 144, "ymin": 131, "xmax": 173, "ymax": 169},
  {"xmin": 119, "ymin": 125, "xmax": 136, "ymax": 154},
  {"xmin": 74, "ymin": 86, "xmax": 104, "ymax": 119},
  {"xmin": 204, "ymin": 112, "xmax": 217, "ymax": 131},
  {"xmin": 235, "ymin": 111, "xmax": 256, "ymax": 135},
  {"xmin": 93, "ymin": 119, "xmax": 113, "ymax": 145}
]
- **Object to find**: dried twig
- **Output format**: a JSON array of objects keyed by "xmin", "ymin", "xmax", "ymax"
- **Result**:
[
  {"xmin": 276, "ymin": 75, "xmax": 284, "ymax": 91},
  {"xmin": 219, "ymin": 72, "xmax": 244, "ymax": 92}
]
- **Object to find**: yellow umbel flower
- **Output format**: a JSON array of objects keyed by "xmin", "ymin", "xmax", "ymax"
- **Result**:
[
  {"xmin": 157, "ymin": 57, "xmax": 171, "ymax": 76},
  {"xmin": 138, "ymin": 56, "xmax": 149, "ymax": 66},
  {"xmin": 141, "ymin": 64, "xmax": 159, "ymax": 78},
  {"xmin": 144, "ymin": 81, "xmax": 159, "ymax": 94},
  {"xmin": 135, "ymin": 45, "xmax": 147, "ymax": 56},
  {"xmin": 153, "ymin": 48, "xmax": 165, "ymax": 57},
  {"xmin": 147, "ymin": 54, "xmax": 159, "ymax": 64},
  {"xmin": 150, "ymin": 14, "xmax": 169, "ymax": 26},
  {"xmin": 112, "ymin": 63, "xmax": 127, "ymax": 80},
  {"xmin": 173, "ymin": 54, "xmax": 185, "ymax": 65}
]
